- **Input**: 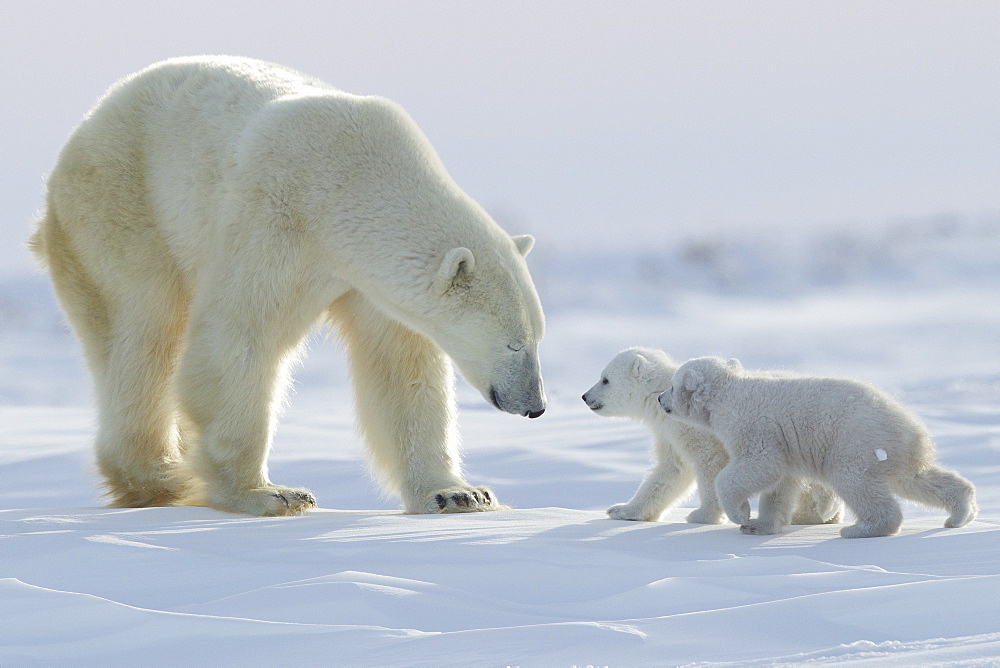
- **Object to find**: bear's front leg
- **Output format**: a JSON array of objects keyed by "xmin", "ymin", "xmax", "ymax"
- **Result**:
[{"xmin": 332, "ymin": 293, "xmax": 503, "ymax": 513}]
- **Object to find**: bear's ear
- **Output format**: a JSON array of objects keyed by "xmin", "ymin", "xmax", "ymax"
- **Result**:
[
  {"xmin": 512, "ymin": 234, "xmax": 535, "ymax": 257},
  {"xmin": 435, "ymin": 247, "xmax": 476, "ymax": 294},
  {"xmin": 727, "ymin": 358, "xmax": 743, "ymax": 372}
]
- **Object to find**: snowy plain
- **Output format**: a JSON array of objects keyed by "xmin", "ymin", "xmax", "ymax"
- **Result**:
[{"xmin": 1, "ymin": 215, "xmax": 999, "ymax": 666}]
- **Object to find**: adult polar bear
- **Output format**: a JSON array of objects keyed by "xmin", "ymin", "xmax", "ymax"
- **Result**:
[{"xmin": 30, "ymin": 56, "xmax": 546, "ymax": 516}]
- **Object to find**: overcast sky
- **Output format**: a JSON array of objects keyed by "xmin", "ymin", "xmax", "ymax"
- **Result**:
[{"xmin": 1, "ymin": 1, "xmax": 998, "ymax": 276}]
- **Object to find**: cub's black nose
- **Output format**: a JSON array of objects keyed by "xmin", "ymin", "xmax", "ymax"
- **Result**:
[{"xmin": 526, "ymin": 408, "xmax": 545, "ymax": 419}]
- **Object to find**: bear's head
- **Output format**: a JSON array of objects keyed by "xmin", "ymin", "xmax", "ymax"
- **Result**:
[
  {"xmin": 582, "ymin": 348, "xmax": 677, "ymax": 420},
  {"xmin": 659, "ymin": 356, "xmax": 742, "ymax": 428},
  {"xmin": 422, "ymin": 234, "xmax": 547, "ymax": 419},
  {"xmin": 321, "ymin": 95, "xmax": 547, "ymax": 418}
]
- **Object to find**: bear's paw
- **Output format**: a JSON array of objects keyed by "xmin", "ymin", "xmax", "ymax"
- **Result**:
[
  {"xmin": 422, "ymin": 486, "xmax": 506, "ymax": 514},
  {"xmin": 210, "ymin": 485, "xmax": 317, "ymax": 517}
]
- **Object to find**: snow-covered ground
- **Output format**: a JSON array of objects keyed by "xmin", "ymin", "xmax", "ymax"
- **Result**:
[{"xmin": 2, "ymin": 216, "xmax": 998, "ymax": 666}]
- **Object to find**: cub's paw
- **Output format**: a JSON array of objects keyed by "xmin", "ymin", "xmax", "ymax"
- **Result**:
[
  {"xmin": 686, "ymin": 507, "xmax": 725, "ymax": 524},
  {"xmin": 740, "ymin": 519, "xmax": 781, "ymax": 535},
  {"xmin": 840, "ymin": 523, "xmax": 896, "ymax": 539},
  {"xmin": 421, "ymin": 486, "xmax": 505, "ymax": 514},
  {"xmin": 792, "ymin": 503, "xmax": 844, "ymax": 525},
  {"xmin": 607, "ymin": 503, "xmax": 656, "ymax": 521}
]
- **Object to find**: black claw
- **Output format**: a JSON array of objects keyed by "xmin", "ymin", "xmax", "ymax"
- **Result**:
[
  {"xmin": 435, "ymin": 494, "xmax": 447, "ymax": 510},
  {"xmin": 453, "ymin": 493, "xmax": 471, "ymax": 507},
  {"xmin": 482, "ymin": 490, "xmax": 492, "ymax": 503},
  {"xmin": 272, "ymin": 493, "xmax": 290, "ymax": 508}
]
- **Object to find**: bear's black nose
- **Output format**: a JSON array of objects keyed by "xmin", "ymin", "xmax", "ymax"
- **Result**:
[{"xmin": 526, "ymin": 408, "xmax": 545, "ymax": 419}]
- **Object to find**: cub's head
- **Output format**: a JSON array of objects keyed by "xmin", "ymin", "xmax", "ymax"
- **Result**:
[
  {"xmin": 582, "ymin": 348, "xmax": 678, "ymax": 419},
  {"xmin": 658, "ymin": 356, "xmax": 742, "ymax": 428},
  {"xmin": 424, "ymin": 234, "xmax": 546, "ymax": 418}
]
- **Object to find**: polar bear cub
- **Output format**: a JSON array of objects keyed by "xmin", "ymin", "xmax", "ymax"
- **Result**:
[
  {"xmin": 583, "ymin": 348, "xmax": 842, "ymax": 525},
  {"xmin": 660, "ymin": 357, "xmax": 978, "ymax": 538}
]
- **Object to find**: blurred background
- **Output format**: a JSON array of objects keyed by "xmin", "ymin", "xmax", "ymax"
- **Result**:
[{"xmin": 1, "ymin": 0, "xmax": 998, "ymax": 277}]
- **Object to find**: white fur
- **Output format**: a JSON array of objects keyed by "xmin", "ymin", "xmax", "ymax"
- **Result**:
[
  {"xmin": 30, "ymin": 56, "xmax": 546, "ymax": 516},
  {"xmin": 583, "ymin": 348, "xmax": 842, "ymax": 525},
  {"xmin": 661, "ymin": 357, "xmax": 978, "ymax": 538}
]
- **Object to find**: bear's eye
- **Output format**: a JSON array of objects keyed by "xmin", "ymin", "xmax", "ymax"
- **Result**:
[
  {"xmin": 507, "ymin": 343, "xmax": 524, "ymax": 352},
  {"xmin": 601, "ymin": 378, "xmax": 609, "ymax": 385}
]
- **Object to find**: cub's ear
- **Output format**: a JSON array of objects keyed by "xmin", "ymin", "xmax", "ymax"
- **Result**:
[
  {"xmin": 727, "ymin": 358, "xmax": 743, "ymax": 371},
  {"xmin": 512, "ymin": 234, "xmax": 535, "ymax": 257},
  {"xmin": 677, "ymin": 367, "xmax": 712, "ymax": 424},
  {"xmin": 631, "ymin": 354, "xmax": 652, "ymax": 382},
  {"xmin": 435, "ymin": 247, "xmax": 476, "ymax": 293},
  {"xmin": 683, "ymin": 368, "xmax": 708, "ymax": 399}
]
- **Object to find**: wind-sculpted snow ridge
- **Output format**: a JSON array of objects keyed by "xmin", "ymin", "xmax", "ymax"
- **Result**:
[
  {"xmin": 1, "ymin": 392, "xmax": 998, "ymax": 665},
  {"xmin": 1, "ymin": 503, "xmax": 997, "ymax": 665}
]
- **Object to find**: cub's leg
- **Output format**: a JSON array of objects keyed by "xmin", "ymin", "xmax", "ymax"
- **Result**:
[
  {"xmin": 686, "ymin": 442, "xmax": 727, "ymax": 524},
  {"xmin": 330, "ymin": 291, "xmax": 501, "ymax": 514},
  {"xmin": 174, "ymin": 273, "xmax": 322, "ymax": 516},
  {"xmin": 608, "ymin": 439, "xmax": 694, "ymax": 521},
  {"xmin": 791, "ymin": 481, "xmax": 844, "ymax": 525},
  {"xmin": 715, "ymin": 454, "xmax": 784, "ymax": 528},
  {"xmin": 894, "ymin": 465, "xmax": 977, "ymax": 529},
  {"xmin": 831, "ymin": 475, "xmax": 903, "ymax": 538},
  {"xmin": 33, "ymin": 207, "xmax": 187, "ymax": 507},
  {"xmin": 742, "ymin": 477, "xmax": 799, "ymax": 535}
]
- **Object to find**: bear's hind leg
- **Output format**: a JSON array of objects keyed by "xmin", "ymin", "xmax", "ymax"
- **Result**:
[
  {"xmin": 95, "ymin": 288, "xmax": 190, "ymax": 507},
  {"xmin": 330, "ymin": 292, "xmax": 500, "ymax": 514},
  {"xmin": 34, "ymin": 207, "xmax": 187, "ymax": 507}
]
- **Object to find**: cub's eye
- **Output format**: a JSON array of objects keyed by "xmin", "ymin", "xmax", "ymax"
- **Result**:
[
  {"xmin": 507, "ymin": 343, "xmax": 524, "ymax": 352},
  {"xmin": 601, "ymin": 378, "xmax": 609, "ymax": 385}
]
